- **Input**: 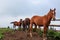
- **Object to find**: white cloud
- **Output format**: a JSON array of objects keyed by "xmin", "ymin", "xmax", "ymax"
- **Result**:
[
  {"xmin": 28, "ymin": 0, "xmax": 50, "ymax": 5},
  {"xmin": 31, "ymin": 0, "xmax": 40, "ymax": 5}
]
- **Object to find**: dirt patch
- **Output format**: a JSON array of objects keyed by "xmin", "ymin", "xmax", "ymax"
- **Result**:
[{"xmin": 3, "ymin": 30, "xmax": 43, "ymax": 40}]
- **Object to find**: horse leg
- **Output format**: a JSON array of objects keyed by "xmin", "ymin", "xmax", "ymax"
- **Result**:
[
  {"xmin": 18, "ymin": 26, "xmax": 21, "ymax": 31},
  {"xmin": 38, "ymin": 26, "xmax": 41, "ymax": 31},
  {"xmin": 23, "ymin": 26, "xmax": 24, "ymax": 31},
  {"xmin": 43, "ymin": 25, "xmax": 48, "ymax": 40},
  {"xmin": 18, "ymin": 26, "xmax": 21, "ymax": 29},
  {"xmin": 13, "ymin": 25, "xmax": 15, "ymax": 29},
  {"xmin": 34, "ymin": 24, "xmax": 37, "ymax": 32},
  {"xmin": 29, "ymin": 23, "xmax": 33, "ymax": 37},
  {"xmin": 13, "ymin": 25, "xmax": 17, "ymax": 31},
  {"xmin": 23, "ymin": 24, "xmax": 26, "ymax": 31},
  {"xmin": 19, "ymin": 25, "xmax": 21, "ymax": 28},
  {"xmin": 25, "ymin": 25, "xmax": 27, "ymax": 31},
  {"xmin": 13, "ymin": 25, "xmax": 15, "ymax": 28},
  {"xmin": 27, "ymin": 24, "xmax": 30, "ymax": 30}
]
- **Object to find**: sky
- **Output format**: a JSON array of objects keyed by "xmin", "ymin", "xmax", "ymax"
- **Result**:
[{"xmin": 0, "ymin": 0, "xmax": 60, "ymax": 30}]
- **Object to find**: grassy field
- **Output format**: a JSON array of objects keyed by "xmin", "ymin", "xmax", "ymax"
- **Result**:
[
  {"xmin": 0, "ymin": 28, "xmax": 13, "ymax": 40},
  {"xmin": 36, "ymin": 29, "xmax": 60, "ymax": 40},
  {"xmin": 0, "ymin": 28, "xmax": 60, "ymax": 40}
]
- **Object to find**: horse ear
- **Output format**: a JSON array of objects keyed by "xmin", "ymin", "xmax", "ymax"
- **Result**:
[
  {"xmin": 50, "ymin": 9, "xmax": 51, "ymax": 11},
  {"xmin": 54, "ymin": 8, "xmax": 56, "ymax": 11},
  {"xmin": 20, "ymin": 19, "xmax": 22, "ymax": 21}
]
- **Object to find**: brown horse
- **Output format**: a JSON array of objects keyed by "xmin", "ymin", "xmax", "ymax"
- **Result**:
[
  {"xmin": 29, "ymin": 8, "xmax": 56, "ymax": 39},
  {"xmin": 22, "ymin": 18, "xmax": 30, "ymax": 31},
  {"xmin": 10, "ymin": 19, "xmax": 22, "ymax": 28}
]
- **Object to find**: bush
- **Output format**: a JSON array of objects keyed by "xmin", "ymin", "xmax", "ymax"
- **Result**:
[
  {"xmin": 54, "ymin": 32, "xmax": 60, "ymax": 40},
  {"xmin": 47, "ymin": 30, "xmax": 55, "ymax": 40},
  {"xmin": 0, "ymin": 33, "xmax": 4, "ymax": 40},
  {"xmin": 36, "ymin": 29, "xmax": 60, "ymax": 40},
  {"xmin": 18, "ymin": 28, "xmax": 22, "ymax": 31},
  {"xmin": 47, "ymin": 30, "xmax": 60, "ymax": 40},
  {"xmin": 36, "ymin": 29, "xmax": 43, "ymax": 37},
  {"xmin": 47, "ymin": 30, "xmax": 55, "ymax": 37},
  {"xmin": 0, "ymin": 28, "xmax": 13, "ymax": 40}
]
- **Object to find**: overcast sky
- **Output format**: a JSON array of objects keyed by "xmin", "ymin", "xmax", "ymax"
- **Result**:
[{"xmin": 0, "ymin": 0, "xmax": 60, "ymax": 30}]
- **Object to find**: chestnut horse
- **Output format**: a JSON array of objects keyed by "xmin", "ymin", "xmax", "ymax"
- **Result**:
[
  {"xmin": 22, "ymin": 18, "xmax": 30, "ymax": 31},
  {"xmin": 29, "ymin": 8, "xmax": 56, "ymax": 40},
  {"xmin": 10, "ymin": 19, "xmax": 22, "ymax": 28}
]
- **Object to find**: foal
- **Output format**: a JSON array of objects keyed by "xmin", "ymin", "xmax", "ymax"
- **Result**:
[{"xmin": 29, "ymin": 8, "xmax": 56, "ymax": 40}]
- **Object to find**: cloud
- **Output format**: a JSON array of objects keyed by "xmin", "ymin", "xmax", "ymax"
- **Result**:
[
  {"xmin": 28, "ymin": 0, "xmax": 50, "ymax": 5},
  {"xmin": 31, "ymin": 0, "xmax": 40, "ymax": 5}
]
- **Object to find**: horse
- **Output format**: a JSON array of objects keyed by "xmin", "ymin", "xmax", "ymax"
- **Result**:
[
  {"xmin": 10, "ymin": 19, "xmax": 22, "ymax": 29},
  {"xmin": 29, "ymin": 8, "xmax": 56, "ymax": 40},
  {"xmin": 22, "ymin": 18, "xmax": 30, "ymax": 31}
]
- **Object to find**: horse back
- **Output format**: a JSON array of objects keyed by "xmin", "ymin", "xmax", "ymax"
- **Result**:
[
  {"xmin": 31, "ymin": 15, "xmax": 44, "ymax": 21},
  {"xmin": 25, "ymin": 18, "xmax": 30, "ymax": 24},
  {"xmin": 30, "ymin": 15, "xmax": 47, "ymax": 25}
]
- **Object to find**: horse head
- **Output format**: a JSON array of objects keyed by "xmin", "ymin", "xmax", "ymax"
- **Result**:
[
  {"xmin": 10, "ymin": 21, "xmax": 18, "ymax": 28},
  {"xmin": 48, "ymin": 8, "xmax": 56, "ymax": 21}
]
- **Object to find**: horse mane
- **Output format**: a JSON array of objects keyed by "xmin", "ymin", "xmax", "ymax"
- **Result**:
[
  {"xmin": 45, "ymin": 9, "xmax": 54, "ymax": 21},
  {"xmin": 10, "ymin": 22, "xmax": 14, "ymax": 24},
  {"xmin": 10, "ymin": 21, "xmax": 17, "ymax": 24}
]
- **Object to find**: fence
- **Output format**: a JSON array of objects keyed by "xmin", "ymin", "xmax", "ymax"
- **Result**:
[{"xmin": 50, "ymin": 19, "xmax": 60, "ymax": 27}]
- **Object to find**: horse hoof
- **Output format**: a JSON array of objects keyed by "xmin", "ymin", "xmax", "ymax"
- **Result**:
[
  {"xmin": 43, "ymin": 37, "xmax": 47, "ymax": 40},
  {"xmin": 30, "ymin": 32, "xmax": 32, "ymax": 37}
]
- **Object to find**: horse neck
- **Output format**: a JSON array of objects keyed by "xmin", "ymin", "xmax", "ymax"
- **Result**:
[{"xmin": 46, "ymin": 12, "xmax": 52, "ymax": 21}]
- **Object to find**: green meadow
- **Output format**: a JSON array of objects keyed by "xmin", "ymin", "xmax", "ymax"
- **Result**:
[
  {"xmin": 0, "ymin": 28, "xmax": 13, "ymax": 40},
  {"xmin": 0, "ymin": 27, "xmax": 60, "ymax": 40}
]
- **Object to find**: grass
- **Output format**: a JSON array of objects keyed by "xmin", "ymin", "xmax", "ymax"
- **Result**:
[
  {"xmin": 36, "ymin": 29, "xmax": 60, "ymax": 40},
  {"xmin": 0, "ymin": 28, "xmax": 60, "ymax": 40},
  {"xmin": 0, "ymin": 28, "xmax": 13, "ymax": 40}
]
